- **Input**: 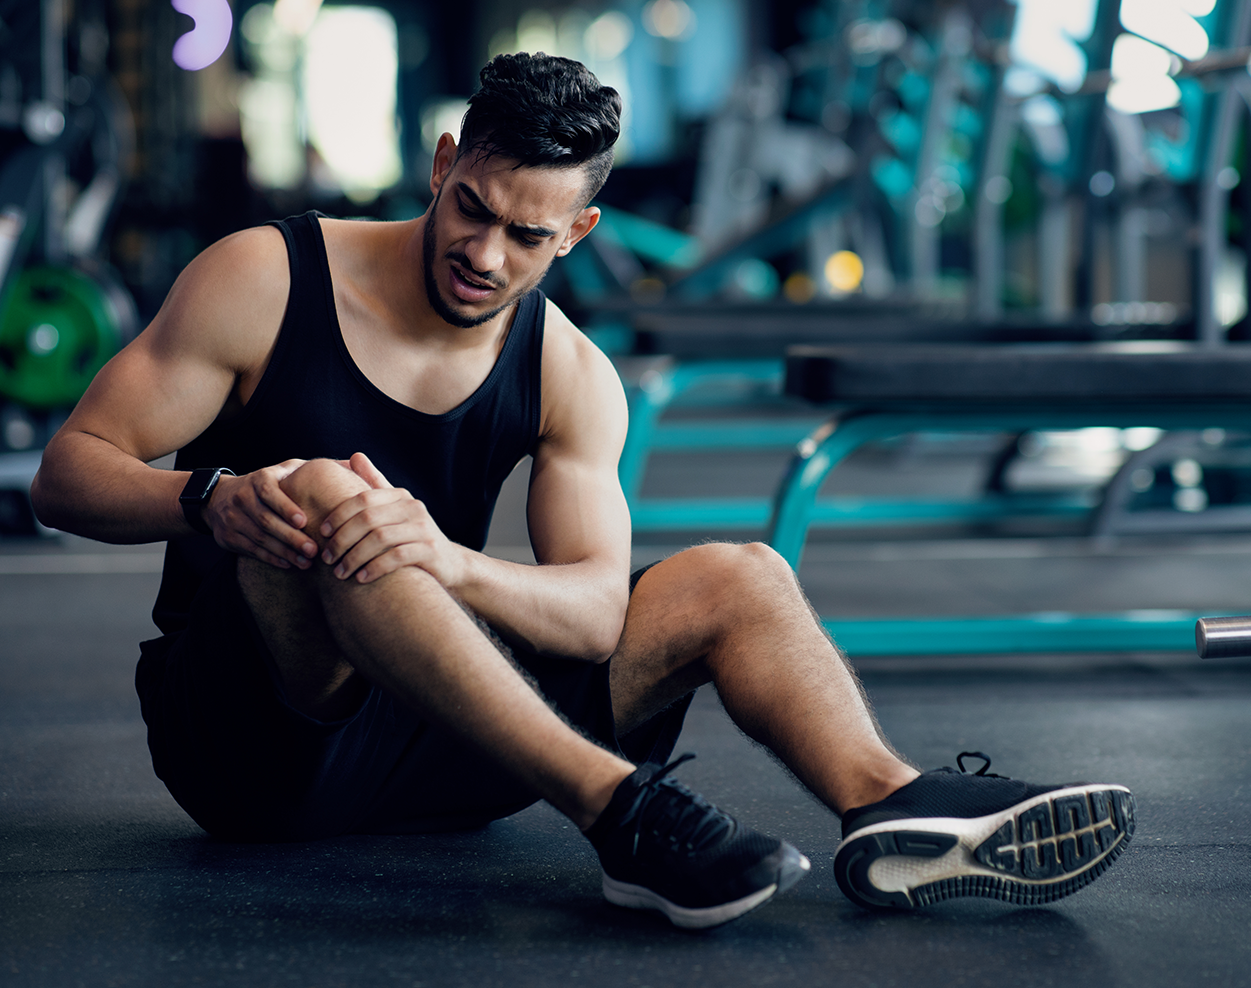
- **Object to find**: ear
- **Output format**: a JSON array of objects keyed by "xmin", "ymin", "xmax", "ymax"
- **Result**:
[
  {"xmin": 555, "ymin": 206, "xmax": 600, "ymax": 257},
  {"xmin": 430, "ymin": 133, "xmax": 458, "ymax": 197}
]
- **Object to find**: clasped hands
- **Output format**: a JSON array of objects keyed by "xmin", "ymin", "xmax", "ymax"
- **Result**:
[{"xmin": 204, "ymin": 452, "xmax": 464, "ymax": 588}]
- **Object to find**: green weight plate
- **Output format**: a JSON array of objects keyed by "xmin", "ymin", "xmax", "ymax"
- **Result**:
[{"xmin": 0, "ymin": 265, "xmax": 124, "ymax": 409}]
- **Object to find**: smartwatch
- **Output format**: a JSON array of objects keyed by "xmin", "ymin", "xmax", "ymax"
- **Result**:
[{"xmin": 179, "ymin": 467, "xmax": 235, "ymax": 536}]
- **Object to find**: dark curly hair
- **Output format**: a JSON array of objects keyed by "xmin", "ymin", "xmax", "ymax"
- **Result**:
[{"xmin": 458, "ymin": 52, "xmax": 621, "ymax": 206}]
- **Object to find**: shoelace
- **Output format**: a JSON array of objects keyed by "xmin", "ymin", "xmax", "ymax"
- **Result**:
[
  {"xmin": 625, "ymin": 753, "xmax": 733, "ymax": 857},
  {"xmin": 955, "ymin": 750, "xmax": 1007, "ymax": 778}
]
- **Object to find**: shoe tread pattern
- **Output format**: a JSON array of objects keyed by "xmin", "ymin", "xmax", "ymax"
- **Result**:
[{"xmin": 838, "ymin": 787, "xmax": 1134, "ymax": 910}]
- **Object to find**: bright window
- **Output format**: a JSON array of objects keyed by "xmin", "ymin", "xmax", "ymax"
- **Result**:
[
  {"xmin": 239, "ymin": 3, "xmax": 402, "ymax": 200},
  {"xmin": 302, "ymin": 7, "xmax": 402, "ymax": 200}
]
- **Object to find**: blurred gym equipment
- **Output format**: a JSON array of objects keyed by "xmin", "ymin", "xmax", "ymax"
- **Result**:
[
  {"xmin": 771, "ymin": 341, "xmax": 1251, "ymax": 655},
  {"xmin": 0, "ymin": 0, "xmax": 137, "ymax": 532},
  {"xmin": 608, "ymin": 0, "xmax": 1251, "ymax": 546}
]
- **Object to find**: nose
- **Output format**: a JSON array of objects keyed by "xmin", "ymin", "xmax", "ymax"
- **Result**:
[{"xmin": 462, "ymin": 224, "xmax": 506, "ymax": 277}]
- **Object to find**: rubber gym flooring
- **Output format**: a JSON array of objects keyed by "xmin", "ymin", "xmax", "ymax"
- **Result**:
[{"xmin": 2, "ymin": 440, "xmax": 1250, "ymax": 987}]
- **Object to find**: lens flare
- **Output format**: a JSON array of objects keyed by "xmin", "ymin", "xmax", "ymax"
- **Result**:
[
  {"xmin": 824, "ymin": 251, "xmax": 865, "ymax": 293},
  {"xmin": 171, "ymin": 0, "xmax": 233, "ymax": 71}
]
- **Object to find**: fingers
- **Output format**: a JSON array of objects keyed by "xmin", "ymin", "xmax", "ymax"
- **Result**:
[
  {"xmin": 235, "ymin": 456, "xmax": 451, "ymax": 585},
  {"xmin": 318, "ymin": 486, "xmax": 413, "ymax": 542},
  {"xmin": 334, "ymin": 529, "xmax": 435, "ymax": 584},
  {"xmin": 319, "ymin": 491, "xmax": 423, "ymax": 570},
  {"xmin": 349, "ymin": 451, "xmax": 393, "ymax": 490},
  {"xmin": 247, "ymin": 458, "xmax": 312, "ymax": 537},
  {"xmin": 314, "ymin": 490, "xmax": 463, "ymax": 586},
  {"xmin": 207, "ymin": 468, "xmax": 319, "ymax": 568},
  {"xmin": 260, "ymin": 481, "xmax": 309, "ymax": 535},
  {"xmin": 271, "ymin": 459, "xmax": 311, "ymax": 529}
]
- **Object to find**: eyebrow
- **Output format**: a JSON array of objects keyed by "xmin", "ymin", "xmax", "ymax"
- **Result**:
[{"xmin": 455, "ymin": 183, "xmax": 559, "ymax": 239}]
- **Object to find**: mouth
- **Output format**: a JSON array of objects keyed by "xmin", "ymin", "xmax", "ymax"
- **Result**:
[{"xmin": 448, "ymin": 262, "xmax": 498, "ymax": 303}]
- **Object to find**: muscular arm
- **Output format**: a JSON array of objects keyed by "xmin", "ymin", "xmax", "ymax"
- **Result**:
[
  {"xmin": 321, "ymin": 302, "xmax": 633, "ymax": 660},
  {"xmin": 455, "ymin": 306, "xmax": 633, "ymax": 658},
  {"xmin": 31, "ymin": 227, "xmax": 315, "ymax": 566}
]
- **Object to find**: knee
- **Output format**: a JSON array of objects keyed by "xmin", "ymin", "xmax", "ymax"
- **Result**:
[
  {"xmin": 279, "ymin": 458, "xmax": 369, "ymax": 521},
  {"xmin": 736, "ymin": 541, "xmax": 794, "ymax": 582},
  {"xmin": 675, "ymin": 541, "xmax": 796, "ymax": 608}
]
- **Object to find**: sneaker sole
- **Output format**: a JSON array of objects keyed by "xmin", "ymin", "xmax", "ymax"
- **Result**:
[
  {"xmin": 601, "ymin": 846, "xmax": 811, "ymax": 929},
  {"xmin": 833, "ymin": 784, "xmax": 1135, "ymax": 910}
]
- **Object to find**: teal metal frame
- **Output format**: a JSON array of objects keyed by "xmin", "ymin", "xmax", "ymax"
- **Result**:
[
  {"xmin": 767, "ymin": 405, "xmax": 1251, "ymax": 655},
  {"xmin": 621, "ymin": 362, "xmax": 1093, "ymax": 533},
  {"xmin": 619, "ymin": 360, "xmax": 802, "ymax": 500},
  {"xmin": 816, "ymin": 612, "xmax": 1203, "ymax": 656}
]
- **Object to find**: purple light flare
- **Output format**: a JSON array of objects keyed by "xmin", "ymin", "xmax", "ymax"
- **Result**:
[{"xmin": 171, "ymin": 0, "xmax": 234, "ymax": 72}]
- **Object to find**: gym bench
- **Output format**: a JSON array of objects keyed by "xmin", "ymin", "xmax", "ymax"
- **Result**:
[
  {"xmin": 619, "ymin": 355, "xmax": 1101, "ymax": 534},
  {"xmin": 615, "ymin": 310, "xmax": 1189, "ymax": 535},
  {"xmin": 770, "ymin": 342, "xmax": 1251, "ymax": 656}
]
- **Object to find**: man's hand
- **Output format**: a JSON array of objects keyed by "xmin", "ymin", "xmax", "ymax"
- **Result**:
[
  {"xmin": 318, "ymin": 452, "xmax": 469, "ymax": 588},
  {"xmin": 204, "ymin": 459, "xmax": 319, "ymax": 569}
]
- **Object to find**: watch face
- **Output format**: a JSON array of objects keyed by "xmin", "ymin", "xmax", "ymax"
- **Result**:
[{"xmin": 182, "ymin": 468, "xmax": 220, "ymax": 504}]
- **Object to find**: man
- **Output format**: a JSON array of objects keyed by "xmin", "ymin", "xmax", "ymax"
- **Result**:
[{"xmin": 31, "ymin": 53, "xmax": 1134, "ymax": 929}]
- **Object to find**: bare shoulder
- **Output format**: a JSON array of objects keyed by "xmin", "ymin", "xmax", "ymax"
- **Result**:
[
  {"xmin": 541, "ymin": 298, "xmax": 623, "ymax": 393},
  {"xmin": 316, "ymin": 215, "xmax": 408, "ymax": 279},
  {"xmin": 317, "ymin": 214, "xmax": 387, "ymax": 244},
  {"xmin": 53, "ymin": 224, "xmax": 293, "ymax": 461},
  {"xmin": 539, "ymin": 298, "xmax": 627, "ymax": 448},
  {"xmin": 147, "ymin": 223, "xmax": 291, "ymax": 372}
]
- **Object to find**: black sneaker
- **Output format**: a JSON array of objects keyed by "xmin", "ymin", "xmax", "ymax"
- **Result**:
[
  {"xmin": 584, "ymin": 754, "xmax": 810, "ymax": 929},
  {"xmin": 833, "ymin": 752, "xmax": 1135, "ymax": 910}
]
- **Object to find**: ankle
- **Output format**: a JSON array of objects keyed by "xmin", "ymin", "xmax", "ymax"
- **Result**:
[
  {"xmin": 837, "ymin": 764, "xmax": 921, "ymax": 817},
  {"xmin": 574, "ymin": 762, "xmax": 637, "ymax": 833}
]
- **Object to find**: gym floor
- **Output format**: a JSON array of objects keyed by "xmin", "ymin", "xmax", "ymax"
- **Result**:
[{"xmin": 3, "ymin": 439, "xmax": 1250, "ymax": 987}]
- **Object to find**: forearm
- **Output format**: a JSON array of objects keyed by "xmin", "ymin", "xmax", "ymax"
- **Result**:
[
  {"xmin": 31, "ymin": 430, "xmax": 191, "ymax": 544},
  {"xmin": 452, "ymin": 549, "xmax": 629, "ymax": 662}
]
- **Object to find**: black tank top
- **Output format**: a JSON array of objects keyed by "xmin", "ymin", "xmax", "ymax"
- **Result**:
[{"xmin": 152, "ymin": 211, "xmax": 545, "ymax": 634}]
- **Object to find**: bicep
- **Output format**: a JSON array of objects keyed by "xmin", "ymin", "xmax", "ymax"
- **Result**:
[
  {"xmin": 52, "ymin": 227, "xmax": 286, "ymax": 462},
  {"xmin": 526, "ymin": 440, "xmax": 631, "ymax": 569},
  {"xmin": 526, "ymin": 347, "xmax": 631, "ymax": 572},
  {"xmin": 61, "ymin": 329, "xmax": 236, "ymax": 463}
]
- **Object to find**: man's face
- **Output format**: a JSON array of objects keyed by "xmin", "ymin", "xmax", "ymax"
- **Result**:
[{"xmin": 422, "ymin": 140, "xmax": 598, "ymax": 329}]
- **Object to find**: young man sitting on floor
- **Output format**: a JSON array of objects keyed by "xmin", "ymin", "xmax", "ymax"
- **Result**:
[{"xmin": 31, "ymin": 52, "xmax": 1134, "ymax": 928}]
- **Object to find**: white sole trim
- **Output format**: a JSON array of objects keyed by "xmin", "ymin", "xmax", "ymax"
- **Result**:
[{"xmin": 601, "ymin": 873, "xmax": 779, "ymax": 929}]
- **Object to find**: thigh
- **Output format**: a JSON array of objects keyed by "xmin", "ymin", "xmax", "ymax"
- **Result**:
[
  {"xmin": 138, "ymin": 556, "xmax": 542, "ymax": 838},
  {"xmin": 135, "ymin": 556, "xmax": 664, "ymax": 838},
  {"xmin": 236, "ymin": 554, "xmax": 364, "ymax": 720},
  {"xmin": 136, "ymin": 556, "xmax": 697, "ymax": 840},
  {"xmin": 609, "ymin": 542, "xmax": 800, "ymax": 732},
  {"xmin": 136, "ymin": 554, "xmax": 410, "ymax": 840},
  {"xmin": 234, "ymin": 456, "xmax": 380, "ymax": 720},
  {"xmin": 608, "ymin": 552, "xmax": 723, "ymax": 735}
]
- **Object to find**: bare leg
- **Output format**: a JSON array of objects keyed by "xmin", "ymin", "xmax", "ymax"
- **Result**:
[
  {"xmin": 237, "ymin": 458, "xmax": 634, "ymax": 829},
  {"xmin": 609, "ymin": 542, "xmax": 919, "ymax": 815}
]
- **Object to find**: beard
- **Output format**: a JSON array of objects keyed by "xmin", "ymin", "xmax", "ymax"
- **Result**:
[{"xmin": 421, "ymin": 187, "xmax": 554, "ymax": 329}]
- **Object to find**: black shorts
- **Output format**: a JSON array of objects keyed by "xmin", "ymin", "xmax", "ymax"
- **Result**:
[{"xmin": 135, "ymin": 557, "xmax": 690, "ymax": 842}]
